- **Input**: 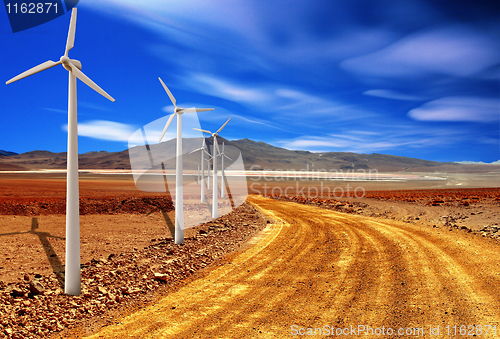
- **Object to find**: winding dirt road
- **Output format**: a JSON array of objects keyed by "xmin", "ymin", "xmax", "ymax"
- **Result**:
[{"xmin": 81, "ymin": 195, "xmax": 500, "ymax": 338}]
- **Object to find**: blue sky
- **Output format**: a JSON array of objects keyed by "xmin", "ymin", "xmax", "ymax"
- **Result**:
[{"xmin": 1, "ymin": 0, "xmax": 499, "ymax": 162}]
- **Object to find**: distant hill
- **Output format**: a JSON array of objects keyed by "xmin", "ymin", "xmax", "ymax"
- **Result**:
[
  {"xmin": 228, "ymin": 138, "xmax": 450, "ymax": 172},
  {"xmin": 0, "ymin": 138, "xmax": 499, "ymax": 173},
  {"xmin": 0, "ymin": 150, "xmax": 18, "ymax": 156}
]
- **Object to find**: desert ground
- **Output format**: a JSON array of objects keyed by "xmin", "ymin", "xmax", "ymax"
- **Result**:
[
  {"xmin": 79, "ymin": 195, "xmax": 500, "ymax": 338},
  {"xmin": 0, "ymin": 172, "xmax": 498, "ymax": 338}
]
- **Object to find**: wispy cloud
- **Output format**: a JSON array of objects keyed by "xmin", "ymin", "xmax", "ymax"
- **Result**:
[
  {"xmin": 341, "ymin": 26, "xmax": 499, "ymax": 78},
  {"xmin": 62, "ymin": 120, "xmax": 137, "ymax": 142},
  {"xmin": 186, "ymin": 73, "xmax": 271, "ymax": 104},
  {"xmin": 44, "ymin": 107, "xmax": 92, "ymax": 117},
  {"xmin": 408, "ymin": 97, "xmax": 499, "ymax": 122},
  {"xmin": 184, "ymin": 73, "xmax": 373, "ymax": 123},
  {"xmin": 278, "ymin": 126, "xmax": 465, "ymax": 153},
  {"xmin": 44, "ymin": 108, "xmax": 68, "ymax": 115},
  {"xmin": 232, "ymin": 114, "xmax": 293, "ymax": 133},
  {"xmin": 364, "ymin": 89, "xmax": 425, "ymax": 101}
]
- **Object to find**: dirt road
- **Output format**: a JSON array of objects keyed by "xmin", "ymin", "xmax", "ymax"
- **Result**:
[{"xmin": 80, "ymin": 195, "xmax": 500, "ymax": 338}]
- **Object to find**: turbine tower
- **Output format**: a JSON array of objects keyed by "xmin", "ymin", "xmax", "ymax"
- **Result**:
[
  {"xmin": 194, "ymin": 162, "xmax": 201, "ymax": 186},
  {"xmin": 189, "ymin": 136, "xmax": 211, "ymax": 203},
  {"xmin": 6, "ymin": 8, "xmax": 115, "ymax": 295},
  {"xmin": 219, "ymin": 142, "xmax": 232, "ymax": 198},
  {"xmin": 194, "ymin": 118, "xmax": 231, "ymax": 218},
  {"xmin": 158, "ymin": 78, "xmax": 213, "ymax": 244}
]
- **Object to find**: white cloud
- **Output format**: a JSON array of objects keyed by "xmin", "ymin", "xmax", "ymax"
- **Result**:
[
  {"xmin": 186, "ymin": 73, "xmax": 271, "ymax": 104},
  {"xmin": 185, "ymin": 73, "xmax": 372, "ymax": 122},
  {"xmin": 277, "ymin": 126, "xmax": 465, "ymax": 153},
  {"xmin": 233, "ymin": 114, "xmax": 292, "ymax": 132},
  {"xmin": 408, "ymin": 97, "xmax": 499, "ymax": 122},
  {"xmin": 62, "ymin": 120, "xmax": 137, "ymax": 142},
  {"xmin": 83, "ymin": 0, "xmax": 263, "ymax": 50},
  {"xmin": 281, "ymin": 136, "xmax": 402, "ymax": 153},
  {"xmin": 341, "ymin": 26, "xmax": 499, "ymax": 78},
  {"xmin": 364, "ymin": 89, "xmax": 424, "ymax": 101}
]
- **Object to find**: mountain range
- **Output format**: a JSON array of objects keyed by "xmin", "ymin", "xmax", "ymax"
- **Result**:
[{"xmin": 1, "ymin": 138, "xmax": 499, "ymax": 173}]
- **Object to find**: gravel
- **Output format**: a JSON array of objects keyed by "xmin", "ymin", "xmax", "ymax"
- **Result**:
[{"xmin": 0, "ymin": 202, "xmax": 269, "ymax": 338}]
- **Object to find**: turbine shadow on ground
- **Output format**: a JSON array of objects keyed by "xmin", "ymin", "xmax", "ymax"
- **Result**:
[
  {"xmin": 0, "ymin": 218, "xmax": 65, "ymax": 287},
  {"xmin": 223, "ymin": 176, "xmax": 236, "ymax": 209},
  {"xmin": 159, "ymin": 209, "xmax": 175, "ymax": 238}
]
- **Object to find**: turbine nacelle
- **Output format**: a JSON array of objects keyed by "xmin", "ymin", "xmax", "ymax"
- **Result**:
[
  {"xmin": 157, "ymin": 77, "xmax": 214, "ymax": 142},
  {"xmin": 6, "ymin": 9, "xmax": 114, "ymax": 103},
  {"xmin": 60, "ymin": 56, "xmax": 82, "ymax": 71}
]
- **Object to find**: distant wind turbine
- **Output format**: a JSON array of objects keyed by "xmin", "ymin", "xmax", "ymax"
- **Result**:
[
  {"xmin": 6, "ymin": 8, "xmax": 115, "ymax": 295},
  {"xmin": 194, "ymin": 162, "xmax": 201, "ymax": 186},
  {"xmin": 189, "ymin": 136, "xmax": 211, "ymax": 203},
  {"xmin": 158, "ymin": 78, "xmax": 213, "ymax": 244},
  {"xmin": 194, "ymin": 118, "xmax": 231, "ymax": 218}
]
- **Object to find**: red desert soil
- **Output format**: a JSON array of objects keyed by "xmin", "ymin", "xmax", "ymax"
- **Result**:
[
  {"xmin": 0, "ymin": 174, "xmax": 271, "ymax": 338},
  {"xmin": 0, "ymin": 203, "xmax": 270, "ymax": 338},
  {"xmin": 71, "ymin": 195, "xmax": 500, "ymax": 338}
]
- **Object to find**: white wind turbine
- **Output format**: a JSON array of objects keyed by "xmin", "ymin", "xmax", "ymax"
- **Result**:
[
  {"xmin": 158, "ymin": 78, "xmax": 213, "ymax": 244},
  {"xmin": 6, "ymin": 8, "xmax": 115, "ymax": 296},
  {"xmin": 219, "ymin": 142, "xmax": 232, "ymax": 198},
  {"xmin": 194, "ymin": 162, "xmax": 201, "ymax": 186},
  {"xmin": 194, "ymin": 118, "xmax": 231, "ymax": 218},
  {"xmin": 189, "ymin": 136, "xmax": 211, "ymax": 203}
]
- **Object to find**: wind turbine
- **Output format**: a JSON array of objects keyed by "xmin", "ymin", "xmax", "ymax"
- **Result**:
[
  {"xmin": 158, "ymin": 78, "xmax": 213, "ymax": 245},
  {"xmin": 6, "ymin": 8, "xmax": 115, "ymax": 296},
  {"xmin": 189, "ymin": 136, "xmax": 211, "ymax": 203},
  {"xmin": 219, "ymin": 142, "xmax": 232, "ymax": 198},
  {"xmin": 194, "ymin": 162, "xmax": 201, "ymax": 186},
  {"xmin": 194, "ymin": 118, "xmax": 231, "ymax": 218}
]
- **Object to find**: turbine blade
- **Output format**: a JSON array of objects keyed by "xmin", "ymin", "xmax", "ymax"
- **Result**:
[
  {"xmin": 189, "ymin": 147, "xmax": 203, "ymax": 154},
  {"xmin": 159, "ymin": 114, "xmax": 175, "ymax": 142},
  {"xmin": 6, "ymin": 60, "xmax": 61, "ymax": 84},
  {"xmin": 65, "ymin": 8, "xmax": 77, "ymax": 57},
  {"xmin": 224, "ymin": 154, "xmax": 232, "ymax": 161},
  {"xmin": 181, "ymin": 107, "xmax": 214, "ymax": 113},
  {"xmin": 158, "ymin": 77, "xmax": 176, "ymax": 107},
  {"xmin": 216, "ymin": 118, "xmax": 231, "ymax": 134},
  {"xmin": 69, "ymin": 63, "xmax": 115, "ymax": 102},
  {"xmin": 193, "ymin": 128, "xmax": 212, "ymax": 134},
  {"xmin": 214, "ymin": 138, "xmax": 221, "ymax": 155}
]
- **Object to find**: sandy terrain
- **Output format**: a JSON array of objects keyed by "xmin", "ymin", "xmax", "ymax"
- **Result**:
[
  {"xmin": 74, "ymin": 196, "xmax": 500, "ymax": 338},
  {"xmin": 271, "ymin": 187, "xmax": 500, "ymax": 234},
  {"xmin": 0, "ymin": 173, "xmax": 498, "ymax": 338}
]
